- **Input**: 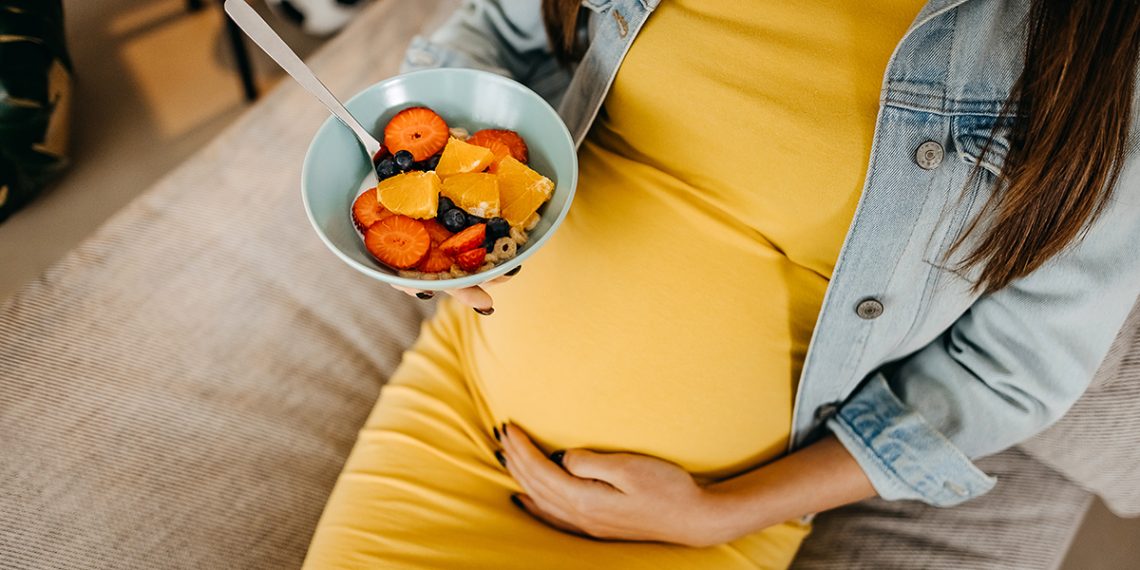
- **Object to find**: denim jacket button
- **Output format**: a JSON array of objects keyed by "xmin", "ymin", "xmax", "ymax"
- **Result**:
[
  {"xmin": 855, "ymin": 298, "xmax": 885, "ymax": 319},
  {"xmin": 915, "ymin": 141, "xmax": 944, "ymax": 170},
  {"xmin": 814, "ymin": 402, "xmax": 841, "ymax": 420}
]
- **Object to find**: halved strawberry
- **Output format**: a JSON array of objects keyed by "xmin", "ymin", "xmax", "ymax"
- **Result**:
[
  {"xmin": 456, "ymin": 247, "xmax": 486, "ymax": 271},
  {"xmin": 364, "ymin": 215, "xmax": 431, "ymax": 269},
  {"xmin": 468, "ymin": 129, "xmax": 528, "ymax": 163},
  {"xmin": 416, "ymin": 244, "xmax": 455, "ymax": 273},
  {"xmin": 352, "ymin": 190, "xmax": 394, "ymax": 231},
  {"xmin": 383, "ymin": 107, "xmax": 449, "ymax": 161},
  {"xmin": 423, "ymin": 218, "xmax": 454, "ymax": 244},
  {"xmin": 439, "ymin": 223, "xmax": 486, "ymax": 256}
]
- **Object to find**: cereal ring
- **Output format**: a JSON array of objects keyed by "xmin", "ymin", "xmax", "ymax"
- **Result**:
[
  {"xmin": 485, "ymin": 252, "xmax": 501, "ymax": 264},
  {"xmin": 449, "ymin": 265, "xmax": 468, "ymax": 278},
  {"xmin": 524, "ymin": 213, "xmax": 541, "ymax": 231},
  {"xmin": 421, "ymin": 273, "xmax": 438, "ymax": 281},
  {"xmin": 478, "ymin": 262, "xmax": 495, "ymax": 272},
  {"xmin": 449, "ymin": 127, "xmax": 470, "ymax": 139},
  {"xmin": 398, "ymin": 270, "xmax": 422, "ymax": 279},
  {"xmin": 510, "ymin": 226, "xmax": 528, "ymax": 245},
  {"xmin": 493, "ymin": 237, "xmax": 517, "ymax": 260}
]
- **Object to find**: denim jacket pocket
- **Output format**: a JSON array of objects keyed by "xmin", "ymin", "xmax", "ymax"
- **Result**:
[{"xmin": 921, "ymin": 114, "xmax": 1014, "ymax": 284}]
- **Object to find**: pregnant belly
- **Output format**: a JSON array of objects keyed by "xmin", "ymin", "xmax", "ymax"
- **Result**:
[{"xmin": 462, "ymin": 226, "xmax": 819, "ymax": 482}]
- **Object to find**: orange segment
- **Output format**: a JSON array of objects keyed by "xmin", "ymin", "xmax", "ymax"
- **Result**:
[
  {"xmin": 435, "ymin": 137, "xmax": 495, "ymax": 178},
  {"xmin": 441, "ymin": 172, "xmax": 500, "ymax": 218},
  {"xmin": 377, "ymin": 171, "xmax": 441, "ymax": 220},
  {"xmin": 496, "ymin": 156, "xmax": 553, "ymax": 226}
]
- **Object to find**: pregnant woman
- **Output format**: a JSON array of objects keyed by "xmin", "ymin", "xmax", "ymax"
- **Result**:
[{"xmin": 305, "ymin": 1, "xmax": 1140, "ymax": 568}]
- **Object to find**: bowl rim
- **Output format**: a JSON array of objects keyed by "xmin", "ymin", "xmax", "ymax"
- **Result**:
[{"xmin": 300, "ymin": 67, "xmax": 578, "ymax": 290}]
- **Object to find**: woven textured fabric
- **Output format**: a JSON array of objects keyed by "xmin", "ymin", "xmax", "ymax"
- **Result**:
[
  {"xmin": 0, "ymin": 2, "xmax": 451, "ymax": 568},
  {"xmin": 1020, "ymin": 298, "xmax": 1140, "ymax": 516},
  {"xmin": 793, "ymin": 447, "xmax": 1094, "ymax": 570}
]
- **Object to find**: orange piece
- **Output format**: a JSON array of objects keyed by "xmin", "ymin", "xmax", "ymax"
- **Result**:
[
  {"xmin": 435, "ymin": 137, "xmax": 495, "ymax": 178},
  {"xmin": 377, "ymin": 171, "xmax": 441, "ymax": 220},
  {"xmin": 351, "ymin": 189, "xmax": 394, "ymax": 231},
  {"xmin": 364, "ymin": 215, "xmax": 431, "ymax": 269},
  {"xmin": 383, "ymin": 107, "xmax": 449, "ymax": 161},
  {"xmin": 496, "ymin": 156, "xmax": 553, "ymax": 226},
  {"xmin": 433, "ymin": 136, "xmax": 492, "ymax": 177},
  {"xmin": 441, "ymin": 172, "xmax": 500, "ymax": 218},
  {"xmin": 468, "ymin": 129, "xmax": 529, "ymax": 164}
]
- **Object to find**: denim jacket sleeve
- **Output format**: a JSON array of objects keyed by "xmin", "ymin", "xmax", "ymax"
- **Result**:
[
  {"xmin": 400, "ymin": 0, "xmax": 570, "ymax": 106},
  {"xmin": 829, "ymin": 162, "xmax": 1140, "ymax": 507}
]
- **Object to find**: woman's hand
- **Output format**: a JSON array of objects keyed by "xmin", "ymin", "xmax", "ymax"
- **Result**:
[
  {"xmin": 392, "ymin": 265, "xmax": 521, "ymax": 315},
  {"xmin": 498, "ymin": 423, "xmax": 737, "ymax": 547}
]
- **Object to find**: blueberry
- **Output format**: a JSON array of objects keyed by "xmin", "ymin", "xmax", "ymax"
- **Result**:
[
  {"xmin": 393, "ymin": 150, "xmax": 415, "ymax": 171},
  {"xmin": 438, "ymin": 196, "xmax": 456, "ymax": 214},
  {"xmin": 440, "ymin": 207, "xmax": 468, "ymax": 233},
  {"xmin": 425, "ymin": 154, "xmax": 442, "ymax": 170},
  {"xmin": 466, "ymin": 213, "xmax": 488, "ymax": 227},
  {"xmin": 486, "ymin": 217, "xmax": 510, "ymax": 241},
  {"xmin": 376, "ymin": 159, "xmax": 398, "ymax": 179}
]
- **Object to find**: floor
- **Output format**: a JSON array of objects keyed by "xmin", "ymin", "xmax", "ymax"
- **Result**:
[{"xmin": 1, "ymin": 1, "xmax": 1137, "ymax": 567}]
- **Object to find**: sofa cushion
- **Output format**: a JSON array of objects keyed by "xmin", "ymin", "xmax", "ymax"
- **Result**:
[{"xmin": 0, "ymin": 1, "xmax": 451, "ymax": 567}]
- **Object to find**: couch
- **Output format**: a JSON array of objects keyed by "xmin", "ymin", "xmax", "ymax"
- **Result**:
[{"xmin": 2, "ymin": 1, "xmax": 1137, "ymax": 568}]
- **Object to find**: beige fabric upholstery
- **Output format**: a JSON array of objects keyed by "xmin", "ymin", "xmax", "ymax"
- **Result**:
[
  {"xmin": 0, "ymin": 2, "xmax": 449, "ymax": 567},
  {"xmin": 793, "ymin": 448, "xmax": 1095, "ymax": 570}
]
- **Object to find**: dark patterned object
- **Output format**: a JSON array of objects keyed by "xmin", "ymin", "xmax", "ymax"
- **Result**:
[{"xmin": 0, "ymin": 0, "xmax": 72, "ymax": 223}]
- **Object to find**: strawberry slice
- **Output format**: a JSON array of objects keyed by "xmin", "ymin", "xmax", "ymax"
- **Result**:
[
  {"xmin": 383, "ymin": 107, "xmax": 449, "ymax": 161},
  {"xmin": 416, "ymin": 244, "xmax": 455, "ymax": 273},
  {"xmin": 439, "ymin": 223, "xmax": 486, "ymax": 256},
  {"xmin": 423, "ymin": 218, "xmax": 454, "ymax": 244},
  {"xmin": 468, "ymin": 129, "xmax": 528, "ymax": 164},
  {"xmin": 364, "ymin": 215, "xmax": 431, "ymax": 269},
  {"xmin": 352, "ymin": 190, "xmax": 394, "ymax": 231},
  {"xmin": 456, "ymin": 247, "xmax": 487, "ymax": 271}
]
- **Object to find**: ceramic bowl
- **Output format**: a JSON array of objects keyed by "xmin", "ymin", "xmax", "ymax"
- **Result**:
[{"xmin": 301, "ymin": 68, "xmax": 578, "ymax": 289}]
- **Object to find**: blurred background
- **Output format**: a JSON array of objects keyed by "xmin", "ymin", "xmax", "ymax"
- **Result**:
[{"xmin": 0, "ymin": 1, "xmax": 1136, "ymax": 567}]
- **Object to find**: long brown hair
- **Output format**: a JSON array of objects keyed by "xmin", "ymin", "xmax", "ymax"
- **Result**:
[{"xmin": 542, "ymin": 0, "xmax": 1140, "ymax": 293}]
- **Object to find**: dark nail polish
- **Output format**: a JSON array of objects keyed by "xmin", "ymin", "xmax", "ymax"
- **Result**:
[
  {"xmin": 474, "ymin": 306, "xmax": 495, "ymax": 316},
  {"xmin": 510, "ymin": 494, "xmax": 525, "ymax": 510},
  {"xmin": 549, "ymin": 450, "xmax": 565, "ymax": 466},
  {"xmin": 416, "ymin": 291, "xmax": 434, "ymax": 300},
  {"xmin": 505, "ymin": 265, "xmax": 522, "ymax": 276},
  {"xmin": 501, "ymin": 422, "xmax": 508, "ymax": 437},
  {"xmin": 493, "ymin": 425, "xmax": 501, "ymax": 442},
  {"xmin": 494, "ymin": 450, "xmax": 507, "ymax": 468}
]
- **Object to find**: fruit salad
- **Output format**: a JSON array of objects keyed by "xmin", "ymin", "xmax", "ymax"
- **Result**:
[{"xmin": 351, "ymin": 106, "xmax": 555, "ymax": 280}]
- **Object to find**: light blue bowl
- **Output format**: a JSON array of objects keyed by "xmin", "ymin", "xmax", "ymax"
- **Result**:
[{"xmin": 301, "ymin": 68, "xmax": 578, "ymax": 289}]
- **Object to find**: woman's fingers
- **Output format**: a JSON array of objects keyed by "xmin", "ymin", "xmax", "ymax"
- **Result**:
[
  {"xmin": 390, "ymin": 265, "xmax": 520, "ymax": 312},
  {"xmin": 445, "ymin": 286, "xmax": 495, "ymax": 313},
  {"xmin": 512, "ymin": 494, "xmax": 593, "ymax": 539}
]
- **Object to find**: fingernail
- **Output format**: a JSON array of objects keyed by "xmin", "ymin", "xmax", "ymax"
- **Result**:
[
  {"xmin": 510, "ymin": 494, "xmax": 525, "ymax": 510},
  {"xmin": 416, "ymin": 291, "xmax": 434, "ymax": 300},
  {"xmin": 549, "ymin": 450, "xmax": 565, "ymax": 466},
  {"xmin": 493, "ymin": 425, "xmax": 501, "ymax": 442},
  {"xmin": 494, "ymin": 450, "xmax": 507, "ymax": 468},
  {"xmin": 505, "ymin": 265, "xmax": 522, "ymax": 276},
  {"xmin": 474, "ymin": 306, "xmax": 495, "ymax": 316},
  {"xmin": 500, "ymin": 422, "xmax": 509, "ymax": 437}
]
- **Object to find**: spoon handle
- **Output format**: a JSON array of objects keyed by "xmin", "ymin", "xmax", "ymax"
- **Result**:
[{"xmin": 224, "ymin": 0, "xmax": 381, "ymax": 157}]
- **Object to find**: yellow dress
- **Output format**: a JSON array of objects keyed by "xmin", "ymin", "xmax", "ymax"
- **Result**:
[{"xmin": 304, "ymin": 1, "xmax": 923, "ymax": 568}]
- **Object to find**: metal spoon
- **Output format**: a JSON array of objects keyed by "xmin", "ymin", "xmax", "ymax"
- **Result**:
[{"xmin": 224, "ymin": 0, "xmax": 381, "ymax": 185}]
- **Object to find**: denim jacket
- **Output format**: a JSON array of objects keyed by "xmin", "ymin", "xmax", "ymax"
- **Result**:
[{"xmin": 401, "ymin": 0, "xmax": 1140, "ymax": 507}]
